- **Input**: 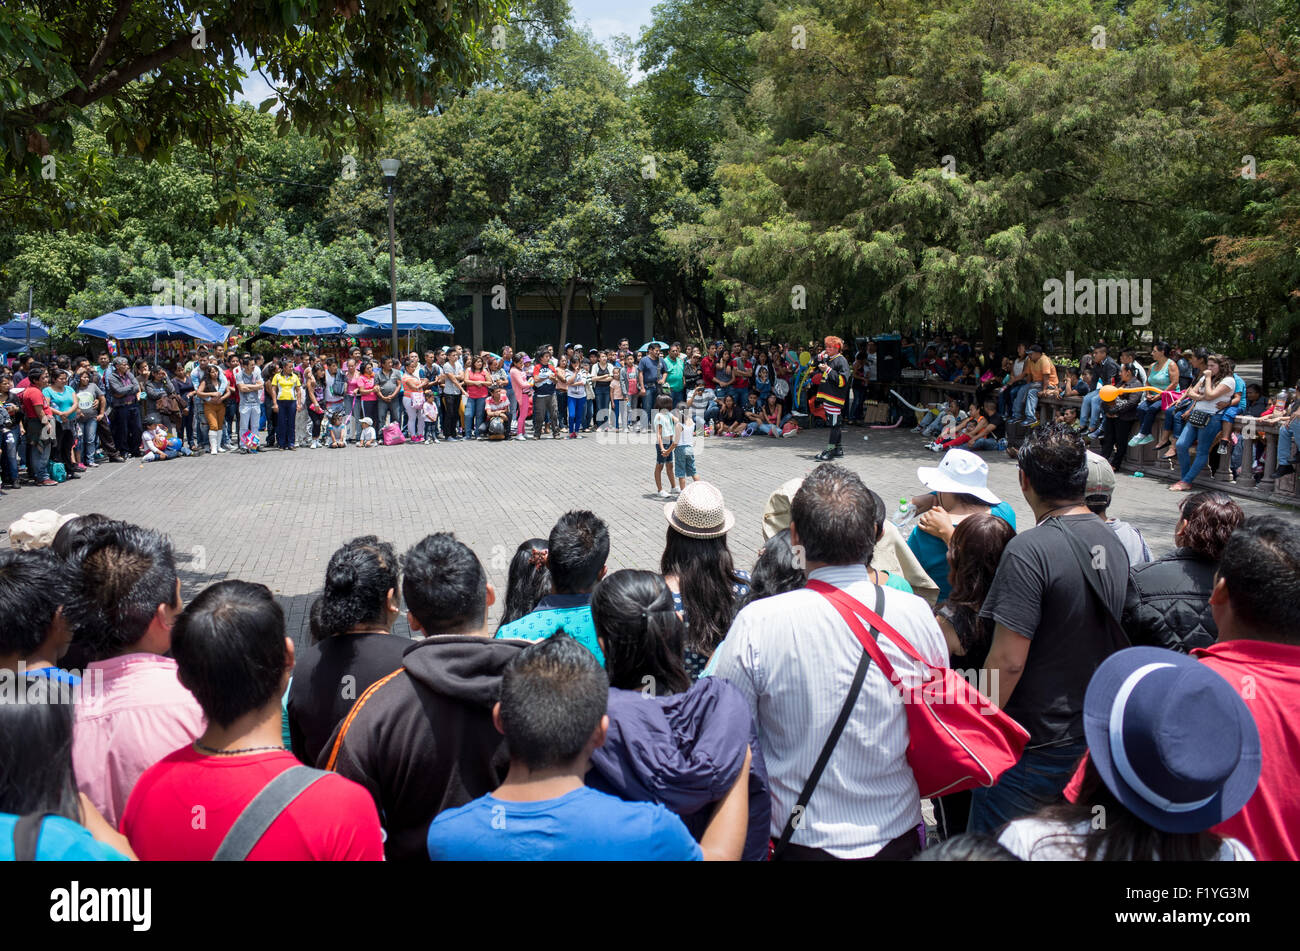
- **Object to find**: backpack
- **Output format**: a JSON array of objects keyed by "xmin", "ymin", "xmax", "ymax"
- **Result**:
[
  {"xmin": 330, "ymin": 372, "xmax": 347, "ymax": 398},
  {"xmin": 49, "ymin": 462, "xmax": 67, "ymax": 483},
  {"xmin": 488, "ymin": 416, "xmax": 506, "ymax": 440}
]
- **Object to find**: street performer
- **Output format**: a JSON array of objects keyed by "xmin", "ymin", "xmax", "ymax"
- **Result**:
[{"xmin": 815, "ymin": 336, "xmax": 852, "ymax": 460}]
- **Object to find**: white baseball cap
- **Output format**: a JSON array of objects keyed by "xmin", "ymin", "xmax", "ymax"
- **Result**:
[{"xmin": 917, "ymin": 449, "xmax": 1001, "ymax": 505}]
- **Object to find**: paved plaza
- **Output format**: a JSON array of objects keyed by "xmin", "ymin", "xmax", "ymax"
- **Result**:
[{"xmin": 3, "ymin": 425, "xmax": 1297, "ymax": 647}]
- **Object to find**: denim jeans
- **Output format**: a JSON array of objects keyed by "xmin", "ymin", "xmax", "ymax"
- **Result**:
[
  {"xmin": 465, "ymin": 396, "xmax": 486, "ymax": 437},
  {"xmin": 998, "ymin": 383, "xmax": 1024, "ymax": 419},
  {"xmin": 1176, "ymin": 413, "xmax": 1221, "ymax": 483},
  {"xmin": 375, "ymin": 396, "xmax": 401, "ymax": 433},
  {"xmin": 1277, "ymin": 418, "xmax": 1299, "ymax": 466},
  {"xmin": 609, "ymin": 399, "xmax": 624, "ymax": 430},
  {"xmin": 23, "ymin": 420, "xmax": 51, "ymax": 482},
  {"xmin": 970, "ymin": 436, "xmax": 1001, "ymax": 451},
  {"xmin": 1164, "ymin": 405, "xmax": 1186, "ymax": 445},
  {"xmin": 1080, "ymin": 389, "xmax": 1103, "ymax": 430},
  {"xmin": 276, "ymin": 399, "xmax": 297, "ymax": 448},
  {"xmin": 593, "ymin": 387, "xmax": 610, "ymax": 428},
  {"xmin": 111, "ymin": 404, "xmax": 142, "ymax": 457},
  {"xmin": 78, "ymin": 418, "xmax": 98, "ymax": 463},
  {"xmin": 568, "ymin": 395, "xmax": 586, "ymax": 434},
  {"xmin": 1134, "ymin": 397, "xmax": 1162, "ymax": 436},
  {"xmin": 641, "ymin": 386, "xmax": 659, "ymax": 420},
  {"xmin": 968, "ymin": 738, "xmax": 1088, "ymax": 834},
  {"xmin": 1013, "ymin": 382, "xmax": 1042, "ymax": 422}
]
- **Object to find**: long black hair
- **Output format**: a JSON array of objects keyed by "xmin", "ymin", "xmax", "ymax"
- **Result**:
[
  {"xmin": 590, "ymin": 569, "xmax": 691, "ymax": 697},
  {"xmin": 1028, "ymin": 758, "xmax": 1224, "ymax": 861},
  {"xmin": 315, "ymin": 536, "xmax": 398, "ymax": 643},
  {"xmin": 0, "ymin": 690, "xmax": 80, "ymax": 820},
  {"xmin": 498, "ymin": 538, "xmax": 551, "ymax": 631},
  {"xmin": 740, "ymin": 529, "xmax": 806, "ymax": 608},
  {"xmin": 660, "ymin": 529, "xmax": 744, "ymax": 655}
]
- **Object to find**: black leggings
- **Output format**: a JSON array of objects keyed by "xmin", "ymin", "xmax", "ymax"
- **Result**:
[{"xmin": 829, "ymin": 412, "xmax": 843, "ymax": 448}]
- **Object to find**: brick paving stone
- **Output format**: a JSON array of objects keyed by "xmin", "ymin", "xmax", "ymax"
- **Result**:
[{"xmin": 2, "ymin": 425, "xmax": 1296, "ymax": 648}]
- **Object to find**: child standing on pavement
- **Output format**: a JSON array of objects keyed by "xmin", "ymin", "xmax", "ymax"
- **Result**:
[
  {"xmin": 653, "ymin": 394, "xmax": 676, "ymax": 498},
  {"xmin": 674, "ymin": 399, "xmax": 698, "ymax": 492}
]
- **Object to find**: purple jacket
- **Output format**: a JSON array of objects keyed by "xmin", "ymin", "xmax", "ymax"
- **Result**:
[{"xmin": 587, "ymin": 677, "xmax": 771, "ymax": 860}]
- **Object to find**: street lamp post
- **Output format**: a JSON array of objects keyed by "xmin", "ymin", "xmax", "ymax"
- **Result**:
[{"xmin": 381, "ymin": 158, "xmax": 401, "ymax": 360}]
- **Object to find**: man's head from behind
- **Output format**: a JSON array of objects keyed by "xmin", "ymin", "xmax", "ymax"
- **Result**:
[
  {"xmin": 402, "ymin": 533, "xmax": 494, "ymax": 636},
  {"xmin": 0, "ymin": 548, "xmax": 74, "ymax": 666},
  {"xmin": 1017, "ymin": 423, "xmax": 1087, "ymax": 507},
  {"xmin": 67, "ymin": 521, "xmax": 180, "ymax": 660},
  {"xmin": 789, "ymin": 464, "xmax": 875, "ymax": 566},
  {"xmin": 1211, "ymin": 516, "xmax": 1300, "ymax": 645},
  {"xmin": 494, "ymin": 635, "xmax": 609, "ymax": 773},
  {"xmin": 171, "ymin": 581, "xmax": 292, "ymax": 729},
  {"xmin": 547, "ymin": 511, "xmax": 609, "ymax": 594}
]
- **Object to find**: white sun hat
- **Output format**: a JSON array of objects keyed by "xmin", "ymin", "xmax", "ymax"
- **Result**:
[
  {"xmin": 916, "ymin": 448, "xmax": 1001, "ymax": 506},
  {"xmin": 664, "ymin": 481, "xmax": 735, "ymax": 539}
]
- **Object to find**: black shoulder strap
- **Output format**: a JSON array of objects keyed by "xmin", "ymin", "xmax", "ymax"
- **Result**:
[
  {"xmin": 213, "ymin": 766, "xmax": 328, "ymax": 861},
  {"xmin": 772, "ymin": 584, "xmax": 885, "ymax": 860},
  {"xmin": 1048, "ymin": 517, "xmax": 1130, "ymax": 652},
  {"xmin": 13, "ymin": 813, "xmax": 48, "ymax": 861}
]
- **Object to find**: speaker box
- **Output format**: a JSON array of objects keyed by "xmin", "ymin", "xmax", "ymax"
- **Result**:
[{"xmin": 875, "ymin": 338, "xmax": 901, "ymax": 383}]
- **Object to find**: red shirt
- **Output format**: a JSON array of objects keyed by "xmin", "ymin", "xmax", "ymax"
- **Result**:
[
  {"xmin": 121, "ymin": 746, "xmax": 384, "ymax": 861},
  {"xmin": 700, "ymin": 357, "xmax": 716, "ymax": 387},
  {"xmin": 223, "ymin": 367, "xmax": 238, "ymax": 401},
  {"xmin": 20, "ymin": 386, "xmax": 47, "ymax": 421},
  {"xmin": 1064, "ymin": 638, "xmax": 1300, "ymax": 861},
  {"xmin": 731, "ymin": 358, "xmax": 752, "ymax": 388}
]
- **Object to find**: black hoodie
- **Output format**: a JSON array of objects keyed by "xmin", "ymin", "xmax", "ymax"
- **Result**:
[{"xmin": 319, "ymin": 634, "xmax": 526, "ymax": 861}]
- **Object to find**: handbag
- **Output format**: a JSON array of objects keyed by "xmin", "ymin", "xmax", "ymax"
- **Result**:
[
  {"xmin": 1187, "ymin": 408, "xmax": 1212, "ymax": 428},
  {"xmin": 806, "ymin": 580, "xmax": 1030, "ymax": 799},
  {"xmin": 380, "ymin": 421, "xmax": 405, "ymax": 445}
]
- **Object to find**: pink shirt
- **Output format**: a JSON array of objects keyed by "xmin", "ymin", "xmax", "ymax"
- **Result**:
[
  {"xmin": 72, "ymin": 653, "xmax": 206, "ymax": 830},
  {"xmin": 510, "ymin": 366, "xmax": 531, "ymax": 403}
]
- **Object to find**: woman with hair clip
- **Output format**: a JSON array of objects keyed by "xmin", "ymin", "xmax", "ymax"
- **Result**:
[
  {"xmin": 1170, "ymin": 353, "xmax": 1235, "ymax": 491},
  {"xmin": 1122, "ymin": 490, "xmax": 1244, "ymax": 652},
  {"xmin": 660, "ymin": 482, "xmax": 750, "ymax": 680},
  {"xmin": 0, "ymin": 694, "xmax": 134, "ymax": 859},
  {"xmin": 587, "ymin": 569, "xmax": 769, "ymax": 861},
  {"xmin": 495, "ymin": 538, "xmax": 552, "ymax": 631},
  {"xmin": 286, "ymin": 536, "xmax": 409, "ymax": 766}
]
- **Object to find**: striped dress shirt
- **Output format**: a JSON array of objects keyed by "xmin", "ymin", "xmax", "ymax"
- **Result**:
[{"xmin": 712, "ymin": 564, "xmax": 948, "ymax": 858}]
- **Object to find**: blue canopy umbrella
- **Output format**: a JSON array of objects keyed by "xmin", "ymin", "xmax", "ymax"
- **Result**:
[
  {"xmin": 637, "ymin": 339, "xmax": 669, "ymax": 352},
  {"xmin": 79, "ymin": 305, "xmax": 232, "ymax": 343},
  {"xmin": 355, "ymin": 301, "xmax": 454, "ymax": 333},
  {"xmin": 259, "ymin": 307, "xmax": 345, "ymax": 336},
  {"xmin": 0, "ymin": 314, "xmax": 49, "ymax": 343}
]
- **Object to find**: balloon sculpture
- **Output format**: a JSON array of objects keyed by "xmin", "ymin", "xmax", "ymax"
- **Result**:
[{"xmin": 1097, "ymin": 384, "xmax": 1164, "ymax": 402}]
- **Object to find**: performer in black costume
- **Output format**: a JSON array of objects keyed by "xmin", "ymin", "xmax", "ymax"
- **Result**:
[{"xmin": 815, "ymin": 336, "xmax": 851, "ymax": 461}]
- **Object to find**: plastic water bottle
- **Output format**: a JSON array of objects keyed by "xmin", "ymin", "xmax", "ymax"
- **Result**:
[{"xmin": 891, "ymin": 496, "xmax": 916, "ymax": 527}]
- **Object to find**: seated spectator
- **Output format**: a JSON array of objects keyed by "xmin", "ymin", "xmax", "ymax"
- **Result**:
[
  {"xmin": 66, "ymin": 522, "xmax": 205, "ymax": 828},
  {"xmin": 906, "ymin": 449, "xmax": 1017, "ymax": 602},
  {"xmin": 485, "ymin": 386, "xmax": 510, "ymax": 440},
  {"xmin": 121, "ymin": 580, "xmax": 384, "ymax": 860},
  {"xmin": 1083, "ymin": 452, "xmax": 1151, "ymax": 565},
  {"xmin": 738, "ymin": 529, "xmax": 806, "ymax": 609},
  {"xmin": 287, "ymin": 536, "xmax": 410, "ymax": 767},
  {"xmin": 1123, "ymin": 491, "xmax": 1242, "ymax": 652},
  {"xmin": 1195, "ymin": 516, "xmax": 1300, "ymax": 860},
  {"xmin": 913, "ymin": 833, "xmax": 1021, "ymax": 862},
  {"xmin": 0, "ymin": 548, "xmax": 78, "ymax": 684},
  {"xmin": 660, "ymin": 483, "xmax": 750, "ymax": 679},
  {"xmin": 428, "ymin": 635, "xmax": 717, "ymax": 860},
  {"xmin": 0, "ymin": 691, "xmax": 133, "ymax": 860},
  {"xmin": 713, "ymin": 464, "xmax": 949, "ymax": 860},
  {"xmin": 587, "ymin": 569, "xmax": 766, "ymax": 859},
  {"xmin": 496, "ymin": 538, "xmax": 552, "ymax": 631},
  {"xmin": 1001, "ymin": 647, "xmax": 1258, "ymax": 860},
  {"xmin": 716, "ymin": 394, "xmax": 746, "ymax": 436},
  {"xmin": 494, "ymin": 510, "xmax": 608, "ymax": 663},
  {"xmin": 322, "ymin": 533, "xmax": 524, "ymax": 860}
]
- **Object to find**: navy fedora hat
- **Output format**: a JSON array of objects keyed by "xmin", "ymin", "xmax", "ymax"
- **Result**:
[{"xmin": 1084, "ymin": 647, "xmax": 1261, "ymax": 835}]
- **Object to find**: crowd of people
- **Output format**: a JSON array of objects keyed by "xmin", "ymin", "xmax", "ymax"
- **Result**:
[
  {"xmin": 912, "ymin": 337, "xmax": 1300, "ymax": 491},
  {"xmin": 2, "ymin": 421, "xmax": 1297, "ymax": 862}
]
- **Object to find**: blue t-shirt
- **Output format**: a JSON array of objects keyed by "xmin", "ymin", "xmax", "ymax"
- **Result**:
[
  {"xmin": 494, "ymin": 594, "xmax": 604, "ymax": 665},
  {"xmin": 638, "ymin": 356, "xmax": 663, "ymax": 386},
  {"xmin": 0, "ymin": 814, "xmax": 128, "ymax": 861},
  {"xmin": 43, "ymin": 386, "xmax": 75, "ymax": 415},
  {"xmin": 907, "ymin": 500, "xmax": 1017, "ymax": 602},
  {"xmin": 427, "ymin": 786, "xmax": 702, "ymax": 861}
]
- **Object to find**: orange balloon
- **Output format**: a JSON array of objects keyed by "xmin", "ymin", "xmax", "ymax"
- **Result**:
[{"xmin": 1098, "ymin": 384, "xmax": 1163, "ymax": 402}]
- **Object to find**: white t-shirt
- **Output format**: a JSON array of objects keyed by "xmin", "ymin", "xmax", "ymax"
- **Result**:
[
  {"xmin": 360, "ymin": 426, "xmax": 377, "ymax": 442},
  {"xmin": 677, "ymin": 416, "xmax": 695, "ymax": 448},
  {"xmin": 999, "ymin": 818, "xmax": 1255, "ymax": 861},
  {"xmin": 691, "ymin": 388, "xmax": 715, "ymax": 410}
]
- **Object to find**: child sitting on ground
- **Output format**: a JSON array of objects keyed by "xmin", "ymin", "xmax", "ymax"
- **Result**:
[
  {"xmin": 141, "ymin": 417, "xmax": 190, "ymax": 462},
  {"xmin": 358, "ymin": 416, "xmax": 378, "ymax": 448},
  {"xmin": 327, "ymin": 411, "xmax": 348, "ymax": 448}
]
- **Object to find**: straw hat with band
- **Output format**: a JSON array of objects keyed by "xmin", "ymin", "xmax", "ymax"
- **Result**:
[{"xmin": 664, "ymin": 482, "xmax": 735, "ymax": 539}]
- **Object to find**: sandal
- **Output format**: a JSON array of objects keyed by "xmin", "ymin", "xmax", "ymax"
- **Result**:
[{"xmin": 1168, "ymin": 481, "xmax": 1192, "ymax": 492}]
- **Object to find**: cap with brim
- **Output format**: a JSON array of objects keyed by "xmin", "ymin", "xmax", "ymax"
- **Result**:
[
  {"xmin": 916, "ymin": 448, "xmax": 1000, "ymax": 505},
  {"xmin": 664, "ymin": 482, "xmax": 735, "ymax": 539},
  {"xmin": 1085, "ymin": 450, "xmax": 1116, "ymax": 500},
  {"xmin": 1084, "ymin": 647, "xmax": 1260, "ymax": 835}
]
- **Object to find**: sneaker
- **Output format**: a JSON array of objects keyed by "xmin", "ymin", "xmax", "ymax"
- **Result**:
[
  {"xmin": 311, "ymin": 440, "xmax": 320, "ymax": 449},
  {"xmin": 1275, "ymin": 463, "xmax": 1296, "ymax": 478},
  {"xmin": 40, "ymin": 479, "xmax": 57, "ymax": 486},
  {"xmin": 658, "ymin": 489, "xmax": 671, "ymax": 498},
  {"xmin": 76, "ymin": 464, "xmax": 87, "ymax": 471},
  {"xmin": 670, "ymin": 486, "xmax": 680, "ymax": 494},
  {"xmin": 997, "ymin": 438, "xmax": 1008, "ymax": 452}
]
